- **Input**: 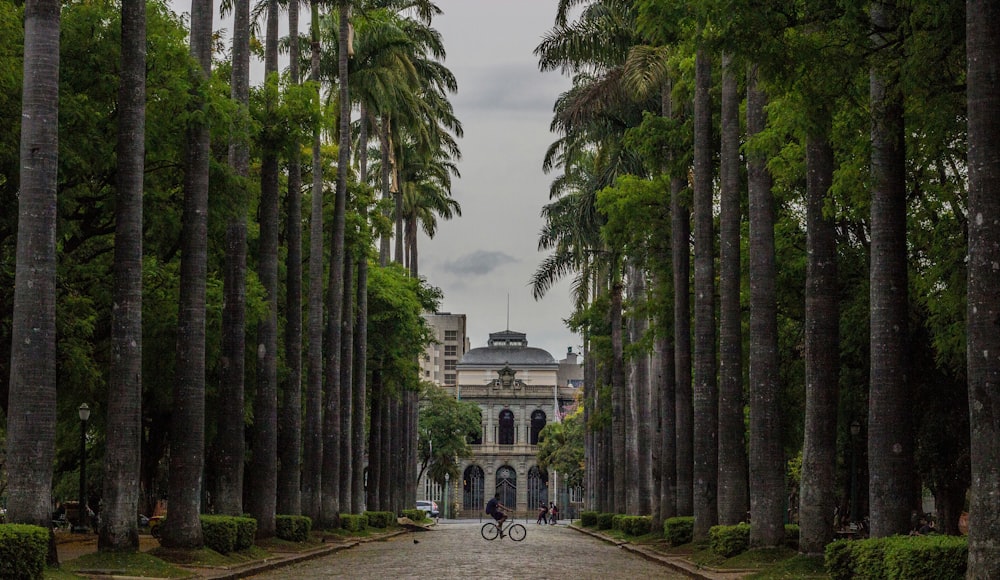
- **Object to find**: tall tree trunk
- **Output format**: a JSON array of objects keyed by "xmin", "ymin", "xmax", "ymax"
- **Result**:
[
  {"xmin": 657, "ymin": 332, "xmax": 677, "ymax": 522},
  {"xmin": 339, "ymin": 258, "xmax": 354, "ymax": 511},
  {"xmin": 634, "ymin": 271, "xmax": 651, "ymax": 516},
  {"xmin": 215, "ymin": 0, "xmax": 250, "ymax": 517},
  {"xmin": 718, "ymin": 53, "xmax": 749, "ymax": 526},
  {"xmin": 8, "ymin": 0, "xmax": 60, "ymax": 563},
  {"xmin": 100, "ymin": 0, "xmax": 145, "ymax": 552},
  {"xmin": 352, "ymin": 255, "xmax": 368, "ymax": 513},
  {"xmin": 798, "ymin": 129, "xmax": 839, "ymax": 555},
  {"xmin": 692, "ymin": 47, "xmax": 718, "ymax": 539},
  {"xmin": 868, "ymin": 0, "xmax": 914, "ymax": 538},
  {"xmin": 249, "ymin": 0, "xmax": 281, "ymax": 538},
  {"xmin": 302, "ymin": 0, "xmax": 324, "ymax": 522},
  {"xmin": 966, "ymin": 0, "xmax": 1000, "ymax": 573},
  {"xmin": 162, "ymin": 0, "xmax": 213, "ymax": 549},
  {"xmin": 611, "ymin": 273, "xmax": 627, "ymax": 513},
  {"xmin": 321, "ymin": 0, "xmax": 351, "ymax": 527},
  {"xmin": 379, "ymin": 117, "xmax": 392, "ymax": 266},
  {"xmin": 277, "ymin": 0, "xmax": 303, "ymax": 517},
  {"xmin": 747, "ymin": 67, "xmax": 784, "ymax": 548}
]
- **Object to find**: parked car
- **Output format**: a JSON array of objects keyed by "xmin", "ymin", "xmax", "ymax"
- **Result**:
[{"xmin": 416, "ymin": 500, "xmax": 439, "ymax": 518}]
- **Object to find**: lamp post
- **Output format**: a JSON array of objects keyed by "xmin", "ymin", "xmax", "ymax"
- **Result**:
[
  {"xmin": 444, "ymin": 472, "xmax": 450, "ymax": 520},
  {"xmin": 78, "ymin": 403, "xmax": 91, "ymax": 533},
  {"xmin": 850, "ymin": 420, "xmax": 861, "ymax": 524}
]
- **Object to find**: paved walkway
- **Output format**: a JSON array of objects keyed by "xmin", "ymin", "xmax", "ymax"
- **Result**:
[{"xmin": 246, "ymin": 519, "xmax": 690, "ymax": 580}]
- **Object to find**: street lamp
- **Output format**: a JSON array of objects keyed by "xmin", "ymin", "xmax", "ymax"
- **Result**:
[
  {"xmin": 78, "ymin": 403, "xmax": 91, "ymax": 533},
  {"xmin": 444, "ymin": 472, "xmax": 450, "ymax": 520},
  {"xmin": 850, "ymin": 420, "xmax": 861, "ymax": 524}
]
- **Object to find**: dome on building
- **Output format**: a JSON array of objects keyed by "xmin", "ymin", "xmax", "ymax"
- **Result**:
[{"xmin": 458, "ymin": 330, "xmax": 557, "ymax": 366}]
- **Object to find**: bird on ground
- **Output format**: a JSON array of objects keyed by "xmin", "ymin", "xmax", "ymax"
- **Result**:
[{"xmin": 413, "ymin": 539, "xmax": 419, "ymax": 544}]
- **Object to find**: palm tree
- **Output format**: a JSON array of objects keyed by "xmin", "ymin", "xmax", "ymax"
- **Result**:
[
  {"xmin": 867, "ymin": 0, "xmax": 914, "ymax": 538},
  {"xmin": 7, "ymin": 0, "xmax": 60, "ymax": 559},
  {"xmin": 691, "ymin": 46, "xmax": 717, "ymax": 540},
  {"xmin": 100, "ymin": 0, "xmax": 145, "ymax": 552},
  {"xmin": 214, "ymin": 0, "xmax": 250, "ymax": 519},
  {"xmin": 717, "ymin": 52, "xmax": 748, "ymax": 527},
  {"xmin": 966, "ymin": 0, "xmax": 1000, "ymax": 574},
  {"xmin": 162, "ymin": 0, "xmax": 214, "ymax": 549},
  {"xmin": 746, "ymin": 66, "xmax": 784, "ymax": 548},
  {"xmin": 248, "ymin": 0, "xmax": 281, "ymax": 539}
]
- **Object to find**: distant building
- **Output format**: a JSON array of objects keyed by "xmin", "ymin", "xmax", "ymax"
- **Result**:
[
  {"xmin": 419, "ymin": 312, "xmax": 471, "ymax": 386},
  {"xmin": 419, "ymin": 328, "xmax": 583, "ymax": 517}
]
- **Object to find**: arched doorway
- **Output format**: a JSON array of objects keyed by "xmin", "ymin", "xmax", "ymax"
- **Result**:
[
  {"xmin": 528, "ymin": 465, "xmax": 548, "ymax": 510},
  {"xmin": 463, "ymin": 465, "xmax": 485, "ymax": 514},
  {"xmin": 498, "ymin": 409, "xmax": 515, "ymax": 444},
  {"xmin": 495, "ymin": 465, "xmax": 517, "ymax": 509},
  {"xmin": 530, "ymin": 410, "xmax": 547, "ymax": 444}
]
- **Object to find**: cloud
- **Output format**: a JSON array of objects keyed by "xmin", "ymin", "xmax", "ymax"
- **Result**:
[{"xmin": 443, "ymin": 250, "xmax": 517, "ymax": 276}]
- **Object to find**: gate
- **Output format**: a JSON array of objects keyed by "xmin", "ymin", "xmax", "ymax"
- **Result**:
[
  {"xmin": 496, "ymin": 466, "xmax": 517, "ymax": 510},
  {"xmin": 463, "ymin": 465, "xmax": 485, "ymax": 514}
]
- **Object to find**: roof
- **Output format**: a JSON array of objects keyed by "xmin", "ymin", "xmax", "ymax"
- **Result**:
[{"xmin": 458, "ymin": 329, "xmax": 557, "ymax": 366}]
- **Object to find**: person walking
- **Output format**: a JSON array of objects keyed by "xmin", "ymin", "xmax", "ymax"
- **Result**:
[
  {"xmin": 537, "ymin": 502, "xmax": 549, "ymax": 525},
  {"xmin": 549, "ymin": 502, "xmax": 559, "ymax": 525}
]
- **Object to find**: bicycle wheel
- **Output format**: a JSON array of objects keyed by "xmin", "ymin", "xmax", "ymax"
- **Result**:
[
  {"xmin": 481, "ymin": 522, "xmax": 500, "ymax": 540},
  {"xmin": 508, "ymin": 523, "xmax": 527, "ymax": 542}
]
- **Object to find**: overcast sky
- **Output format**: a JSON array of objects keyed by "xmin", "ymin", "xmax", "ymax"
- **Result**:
[{"xmin": 173, "ymin": 0, "xmax": 580, "ymax": 360}]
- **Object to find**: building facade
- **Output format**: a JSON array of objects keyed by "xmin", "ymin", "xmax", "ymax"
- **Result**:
[
  {"xmin": 419, "ymin": 328, "xmax": 582, "ymax": 518},
  {"xmin": 419, "ymin": 312, "xmax": 471, "ymax": 386}
]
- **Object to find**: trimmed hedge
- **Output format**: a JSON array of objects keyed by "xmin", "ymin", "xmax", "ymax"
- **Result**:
[
  {"xmin": 612, "ymin": 515, "xmax": 652, "ymax": 536},
  {"xmin": 401, "ymin": 509, "xmax": 426, "ymax": 522},
  {"xmin": 0, "ymin": 524, "xmax": 48, "ymax": 580},
  {"xmin": 664, "ymin": 516, "xmax": 694, "ymax": 546},
  {"xmin": 200, "ymin": 515, "xmax": 239, "ymax": 554},
  {"xmin": 580, "ymin": 511, "xmax": 599, "ymax": 527},
  {"xmin": 596, "ymin": 512, "xmax": 615, "ymax": 530},
  {"xmin": 784, "ymin": 524, "xmax": 800, "ymax": 551},
  {"xmin": 233, "ymin": 516, "xmax": 257, "ymax": 550},
  {"xmin": 363, "ymin": 511, "xmax": 395, "ymax": 529},
  {"xmin": 710, "ymin": 523, "xmax": 750, "ymax": 557},
  {"xmin": 275, "ymin": 515, "xmax": 312, "ymax": 542},
  {"xmin": 824, "ymin": 535, "xmax": 967, "ymax": 580},
  {"xmin": 340, "ymin": 513, "xmax": 368, "ymax": 532}
]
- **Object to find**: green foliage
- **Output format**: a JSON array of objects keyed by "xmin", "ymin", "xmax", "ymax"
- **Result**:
[
  {"xmin": 613, "ymin": 515, "xmax": 653, "ymax": 536},
  {"xmin": 784, "ymin": 524, "xmax": 799, "ymax": 551},
  {"xmin": 362, "ymin": 511, "xmax": 395, "ymax": 529},
  {"xmin": 596, "ymin": 512, "xmax": 615, "ymax": 530},
  {"xmin": 418, "ymin": 383, "xmax": 481, "ymax": 484},
  {"xmin": 580, "ymin": 511, "xmax": 599, "ymax": 527},
  {"xmin": 199, "ymin": 515, "xmax": 239, "ymax": 554},
  {"xmin": 0, "ymin": 524, "xmax": 47, "ymax": 580},
  {"xmin": 275, "ymin": 516, "xmax": 312, "ymax": 542},
  {"xmin": 710, "ymin": 523, "xmax": 751, "ymax": 558},
  {"xmin": 664, "ymin": 516, "xmax": 694, "ymax": 546},
  {"xmin": 233, "ymin": 516, "xmax": 257, "ymax": 551},
  {"xmin": 339, "ymin": 514, "xmax": 369, "ymax": 532},
  {"xmin": 825, "ymin": 535, "xmax": 967, "ymax": 580},
  {"xmin": 401, "ymin": 509, "xmax": 426, "ymax": 522},
  {"xmin": 536, "ymin": 406, "xmax": 585, "ymax": 489}
]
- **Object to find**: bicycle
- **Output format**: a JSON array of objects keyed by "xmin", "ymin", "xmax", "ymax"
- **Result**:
[{"xmin": 481, "ymin": 511, "xmax": 526, "ymax": 541}]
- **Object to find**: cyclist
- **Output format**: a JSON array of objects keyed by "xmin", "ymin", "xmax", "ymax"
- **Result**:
[{"xmin": 486, "ymin": 493, "xmax": 509, "ymax": 534}]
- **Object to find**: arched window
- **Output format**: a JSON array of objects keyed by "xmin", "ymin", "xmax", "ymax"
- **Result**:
[
  {"xmin": 495, "ymin": 466, "xmax": 517, "ymax": 509},
  {"xmin": 498, "ymin": 409, "xmax": 515, "ymax": 445},
  {"xmin": 463, "ymin": 465, "xmax": 485, "ymax": 513},
  {"xmin": 528, "ymin": 465, "xmax": 548, "ymax": 508},
  {"xmin": 530, "ymin": 409, "xmax": 547, "ymax": 444}
]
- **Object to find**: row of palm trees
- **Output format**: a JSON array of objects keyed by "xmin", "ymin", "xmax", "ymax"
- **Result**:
[
  {"xmin": 533, "ymin": 0, "xmax": 998, "ymax": 575},
  {"xmin": 5, "ymin": 0, "xmax": 462, "ymax": 559}
]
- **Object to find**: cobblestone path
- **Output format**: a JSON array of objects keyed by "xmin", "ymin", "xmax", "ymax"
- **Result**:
[{"xmin": 248, "ymin": 520, "xmax": 685, "ymax": 579}]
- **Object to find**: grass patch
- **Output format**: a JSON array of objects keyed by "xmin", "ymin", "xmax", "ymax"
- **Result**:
[
  {"xmin": 60, "ymin": 551, "xmax": 191, "ymax": 578},
  {"xmin": 256, "ymin": 536, "xmax": 324, "ymax": 552},
  {"xmin": 746, "ymin": 553, "xmax": 829, "ymax": 579},
  {"xmin": 148, "ymin": 545, "xmax": 270, "ymax": 567},
  {"xmin": 44, "ymin": 568, "xmax": 87, "ymax": 580}
]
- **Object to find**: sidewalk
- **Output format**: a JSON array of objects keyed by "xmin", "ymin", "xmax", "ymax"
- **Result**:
[{"xmin": 569, "ymin": 524, "xmax": 753, "ymax": 580}]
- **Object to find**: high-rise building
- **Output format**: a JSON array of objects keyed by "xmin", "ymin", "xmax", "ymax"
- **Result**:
[{"xmin": 420, "ymin": 312, "xmax": 470, "ymax": 386}]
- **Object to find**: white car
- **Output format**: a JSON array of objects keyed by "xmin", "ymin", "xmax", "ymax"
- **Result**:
[{"xmin": 416, "ymin": 500, "xmax": 439, "ymax": 518}]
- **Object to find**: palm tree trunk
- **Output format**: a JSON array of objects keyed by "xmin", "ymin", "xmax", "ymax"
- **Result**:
[
  {"xmin": 100, "ymin": 0, "xmax": 145, "ymax": 551},
  {"xmin": 747, "ymin": 67, "xmax": 784, "ymax": 548},
  {"xmin": 163, "ymin": 0, "xmax": 213, "ymax": 549},
  {"xmin": 798, "ymin": 129, "xmax": 839, "ymax": 555},
  {"xmin": 868, "ymin": 0, "xmax": 914, "ymax": 538},
  {"xmin": 610, "ymin": 272, "xmax": 627, "ymax": 513},
  {"xmin": 352, "ymin": 255, "xmax": 368, "ymax": 513},
  {"xmin": 277, "ymin": 0, "xmax": 303, "ymax": 517},
  {"xmin": 718, "ymin": 53, "xmax": 749, "ymax": 527},
  {"xmin": 692, "ymin": 47, "xmax": 718, "ymax": 539},
  {"xmin": 966, "ymin": 0, "xmax": 1000, "ymax": 573},
  {"xmin": 339, "ymin": 258, "xmax": 354, "ymax": 511},
  {"xmin": 8, "ymin": 0, "xmax": 60, "ymax": 563}
]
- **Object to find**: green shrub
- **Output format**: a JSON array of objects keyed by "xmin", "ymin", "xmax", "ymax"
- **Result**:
[
  {"xmin": 664, "ymin": 516, "xmax": 694, "ymax": 546},
  {"xmin": 784, "ymin": 524, "xmax": 800, "ymax": 551},
  {"xmin": 824, "ymin": 539, "xmax": 856, "ymax": 580},
  {"xmin": 363, "ymin": 511, "xmax": 395, "ymax": 529},
  {"xmin": 851, "ymin": 537, "xmax": 889, "ymax": 579},
  {"xmin": 710, "ymin": 523, "xmax": 750, "ymax": 557},
  {"xmin": 596, "ymin": 512, "xmax": 615, "ymax": 530},
  {"xmin": 883, "ymin": 535, "xmax": 967, "ymax": 580},
  {"xmin": 401, "ymin": 509, "xmax": 426, "ymax": 522},
  {"xmin": 580, "ymin": 511, "xmax": 599, "ymax": 527},
  {"xmin": 233, "ymin": 516, "xmax": 257, "ymax": 551},
  {"xmin": 612, "ymin": 514, "xmax": 627, "ymax": 532},
  {"xmin": 613, "ymin": 515, "xmax": 652, "ymax": 536},
  {"xmin": 200, "ymin": 515, "xmax": 238, "ymax": 554},
  {"xmin": 275, "ymin": 515, "xmax": 312, "ymax": 542},
  {"xmin": 0, "ymin": 524, "xmax": 48, "ymax": 580},
  {"xmin": 339, "ymin": 513, "xmax": 368, "ymax": 532}
]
